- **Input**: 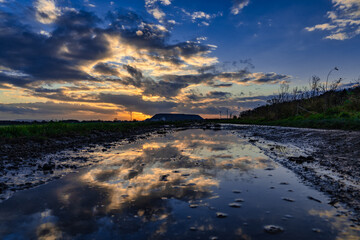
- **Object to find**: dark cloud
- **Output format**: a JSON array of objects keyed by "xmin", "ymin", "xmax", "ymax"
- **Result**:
[
  {"xmin": 142, "ymin": 80, "xmax": 188, "ymax": 98},
  {"xmin": 123, "ymin": 65, "xmax": 143, "ymax": 80},
  {"xmin": 206, "ymin": 91, "xmax": 232, "ymax": 99},
  {"xmin": 176, "ymin": 94, "xmax": 273, "ymax": 116},
  {"xmin": 98, "ymin": 93, "xmax": 177, "ymax": 115},
  {"xmin": 238, "ymin": 72, "xmax": 290, "ymax": 84},
  {"xmin": 212, "ymin": 83, "xmax": 233, "ymax": 88},
  {"xmin": 0, "ymin": 11, "xmax": 101, "ymax": 86},
  {"xmin": 0, "ymin": 102, "xmax": 116, "ymax": 115},
  {"xmin": 93, "ymin": 63, "xmax": 119, "ymax": 76}
]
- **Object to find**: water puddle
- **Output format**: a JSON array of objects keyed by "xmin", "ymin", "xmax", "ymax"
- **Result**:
[{"xmin": 0, "ymin": 129, "xmax": 359, "ymax": 239}]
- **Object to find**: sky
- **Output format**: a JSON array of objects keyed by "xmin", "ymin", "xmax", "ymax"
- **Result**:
[{"xmin": 0, "ymin": 0, "xmax": 359, "ymax": 120}]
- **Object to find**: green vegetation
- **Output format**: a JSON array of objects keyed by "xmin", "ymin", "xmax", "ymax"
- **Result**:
[
  {"xmin": 0, "ymin": 121, "xmax": 171, "ymax": 141},
  {"xmin": 225, "ymin": 85, "xmax": 360, "ymax": 130}
]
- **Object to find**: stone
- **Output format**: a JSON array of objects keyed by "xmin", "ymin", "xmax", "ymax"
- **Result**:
[
  {"xmin": 282, "ymin": 197, "xmax": 295, "ymax": 202},
  {"xmin": 189, "ymin": 204, "xmax": 199, "ymax": 208},
  {"xmin": 216, "ymin": 212, "xmax": 228, "ymax": 218},
  {"xmin": 228, "ymin": 203, "xmax": 242, "ymax": 208},
  {"xmin": 264, "ymin": 225, "xmax": 284, "ymax": 234}
]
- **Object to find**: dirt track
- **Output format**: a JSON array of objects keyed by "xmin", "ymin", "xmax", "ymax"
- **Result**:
[{"xmin": 1, "ymin": 123, "xmax": 360, "ymax": 223}]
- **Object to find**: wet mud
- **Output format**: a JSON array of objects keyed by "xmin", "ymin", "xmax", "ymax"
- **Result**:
[
  {"xmin": 0, "ymin": 124, "xmax": 359, "ymax": 239},
  {"xmin": 224, "ymin": 124, "xmax": 360, "ymax": 224}
]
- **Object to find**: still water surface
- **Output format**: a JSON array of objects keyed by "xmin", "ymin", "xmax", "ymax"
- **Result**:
[{"xmin": 0, "ymin": 129, "xmax": 359, "ymax": 239}]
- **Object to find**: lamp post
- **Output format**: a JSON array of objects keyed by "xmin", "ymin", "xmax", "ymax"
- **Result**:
[{"xmin": 326, "ymin": 67, "xmax": 339, "ymax": 91}]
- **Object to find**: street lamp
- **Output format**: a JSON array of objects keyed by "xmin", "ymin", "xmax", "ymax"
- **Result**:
[{"xmin": 326, "ymin": 67, "xmax": 339, "ymax": 91}]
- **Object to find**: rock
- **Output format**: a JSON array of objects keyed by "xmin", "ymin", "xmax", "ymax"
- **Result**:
[
  {"xmin": 264, "ymin": 225, "xmax": 284, "ymax": 234},
  {"xmin": 282, "ymin": 197, "xmax": 295, "ymax": 202},
  {"xmin": 229, "ymin": 203, "xmax": 242, "ymax": 208},
  {"xmin": 328, "ymin": 199, "xmax": 338, "ymax": 206},
  {"xmin": 312, "ymin": 228, "xmax": 322, "ymax": 233},
  {"xmin": 189, "ymin": 227, "xmax": 197, "ymax": 231},
  {"xmin": 216, "ymin": 212, "xmax": 228, "ymax": 218},
  {"xmin": 308, "ymin": 196, "xmax": 322, "ymax": 203},
  {"xmin": 189, "ymin": 204, "xmax": 199, "ymax": 208},
  {"xmin": 280, "ymin": 182, "xmax": 289, "ymax": 185},
  {"xmin": 41, "ymin": 163, "xmax": 55, "ymax": 171},
  {"xmin": 232, "ymin": 190, "xmax": 241, "ymax": 194},
  {"xmin": 234, "ymin": 198, "xmax": 244, "ymax": 202},
  {"xmin": 265, "ymin": 167, "xmax": 275, "ymax": 171},
  {"xmin": 288, "ymin": 155, "xmax": 314, "ymax": 164},
  {"xmin": 0, "ymin": 182, "xmax": 8, "ymax": 194}
]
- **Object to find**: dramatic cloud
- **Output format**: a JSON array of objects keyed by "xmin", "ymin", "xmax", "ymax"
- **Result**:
[
  {"xmin": 0, "ymin": 5, "xmax": 291, "ymax": 120},
  {"xmin": 306, "ymin": 0, "xmax": 360, "ymax": 40},
  {"xmin": 0, "ymin": 9, "xmax": 215, "ymax": 88},
  {"xmin": 231, "ymin": 0, "xmax": 250, "ymax": 15}
]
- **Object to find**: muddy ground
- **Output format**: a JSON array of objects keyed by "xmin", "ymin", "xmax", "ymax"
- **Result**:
[
  {"xmin": 0, "ymin": 124, "xmax": 181, "ymax": 201},
  {"xmin": 224, "ymin": 124, "xmax": 360, "ymax": 223},
  {"xmin": 1, "ymin": 123, "xmax": 359, "ymax": 223}
]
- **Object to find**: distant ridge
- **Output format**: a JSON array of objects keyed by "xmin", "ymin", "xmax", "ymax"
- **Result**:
[{"xmin": 147, "ymin": 113, "xmax": 203, "ymax": 122}]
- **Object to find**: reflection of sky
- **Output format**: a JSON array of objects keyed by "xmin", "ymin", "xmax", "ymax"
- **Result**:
[
  {"xmin": 0, "ymin": 129, "xmax": 359, "ymax": 239},
  {"xmin": 80, "ymin": 129, "xmax": 270, "ymax": 211},
  {"xmin": 309, "ymin": 209, "xmax": 360, "ymax": 240}
]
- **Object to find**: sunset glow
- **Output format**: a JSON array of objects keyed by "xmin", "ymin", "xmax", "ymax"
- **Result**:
[{"xmin": 1, "ymin": 0, "xmax": 359, "ymax": 120}]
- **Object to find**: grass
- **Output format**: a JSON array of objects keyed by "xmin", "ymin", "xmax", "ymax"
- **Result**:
[
  {"xmin": 0, "ymin": 121, "xmax": 174, "ymax": 141},
  {"xmin": 225, "ymin": 86, "xmax": 360, "ymax": 131},
  {"xmin": 216, "ymin": 110, "xmax": 360, "ymax": 130}
]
